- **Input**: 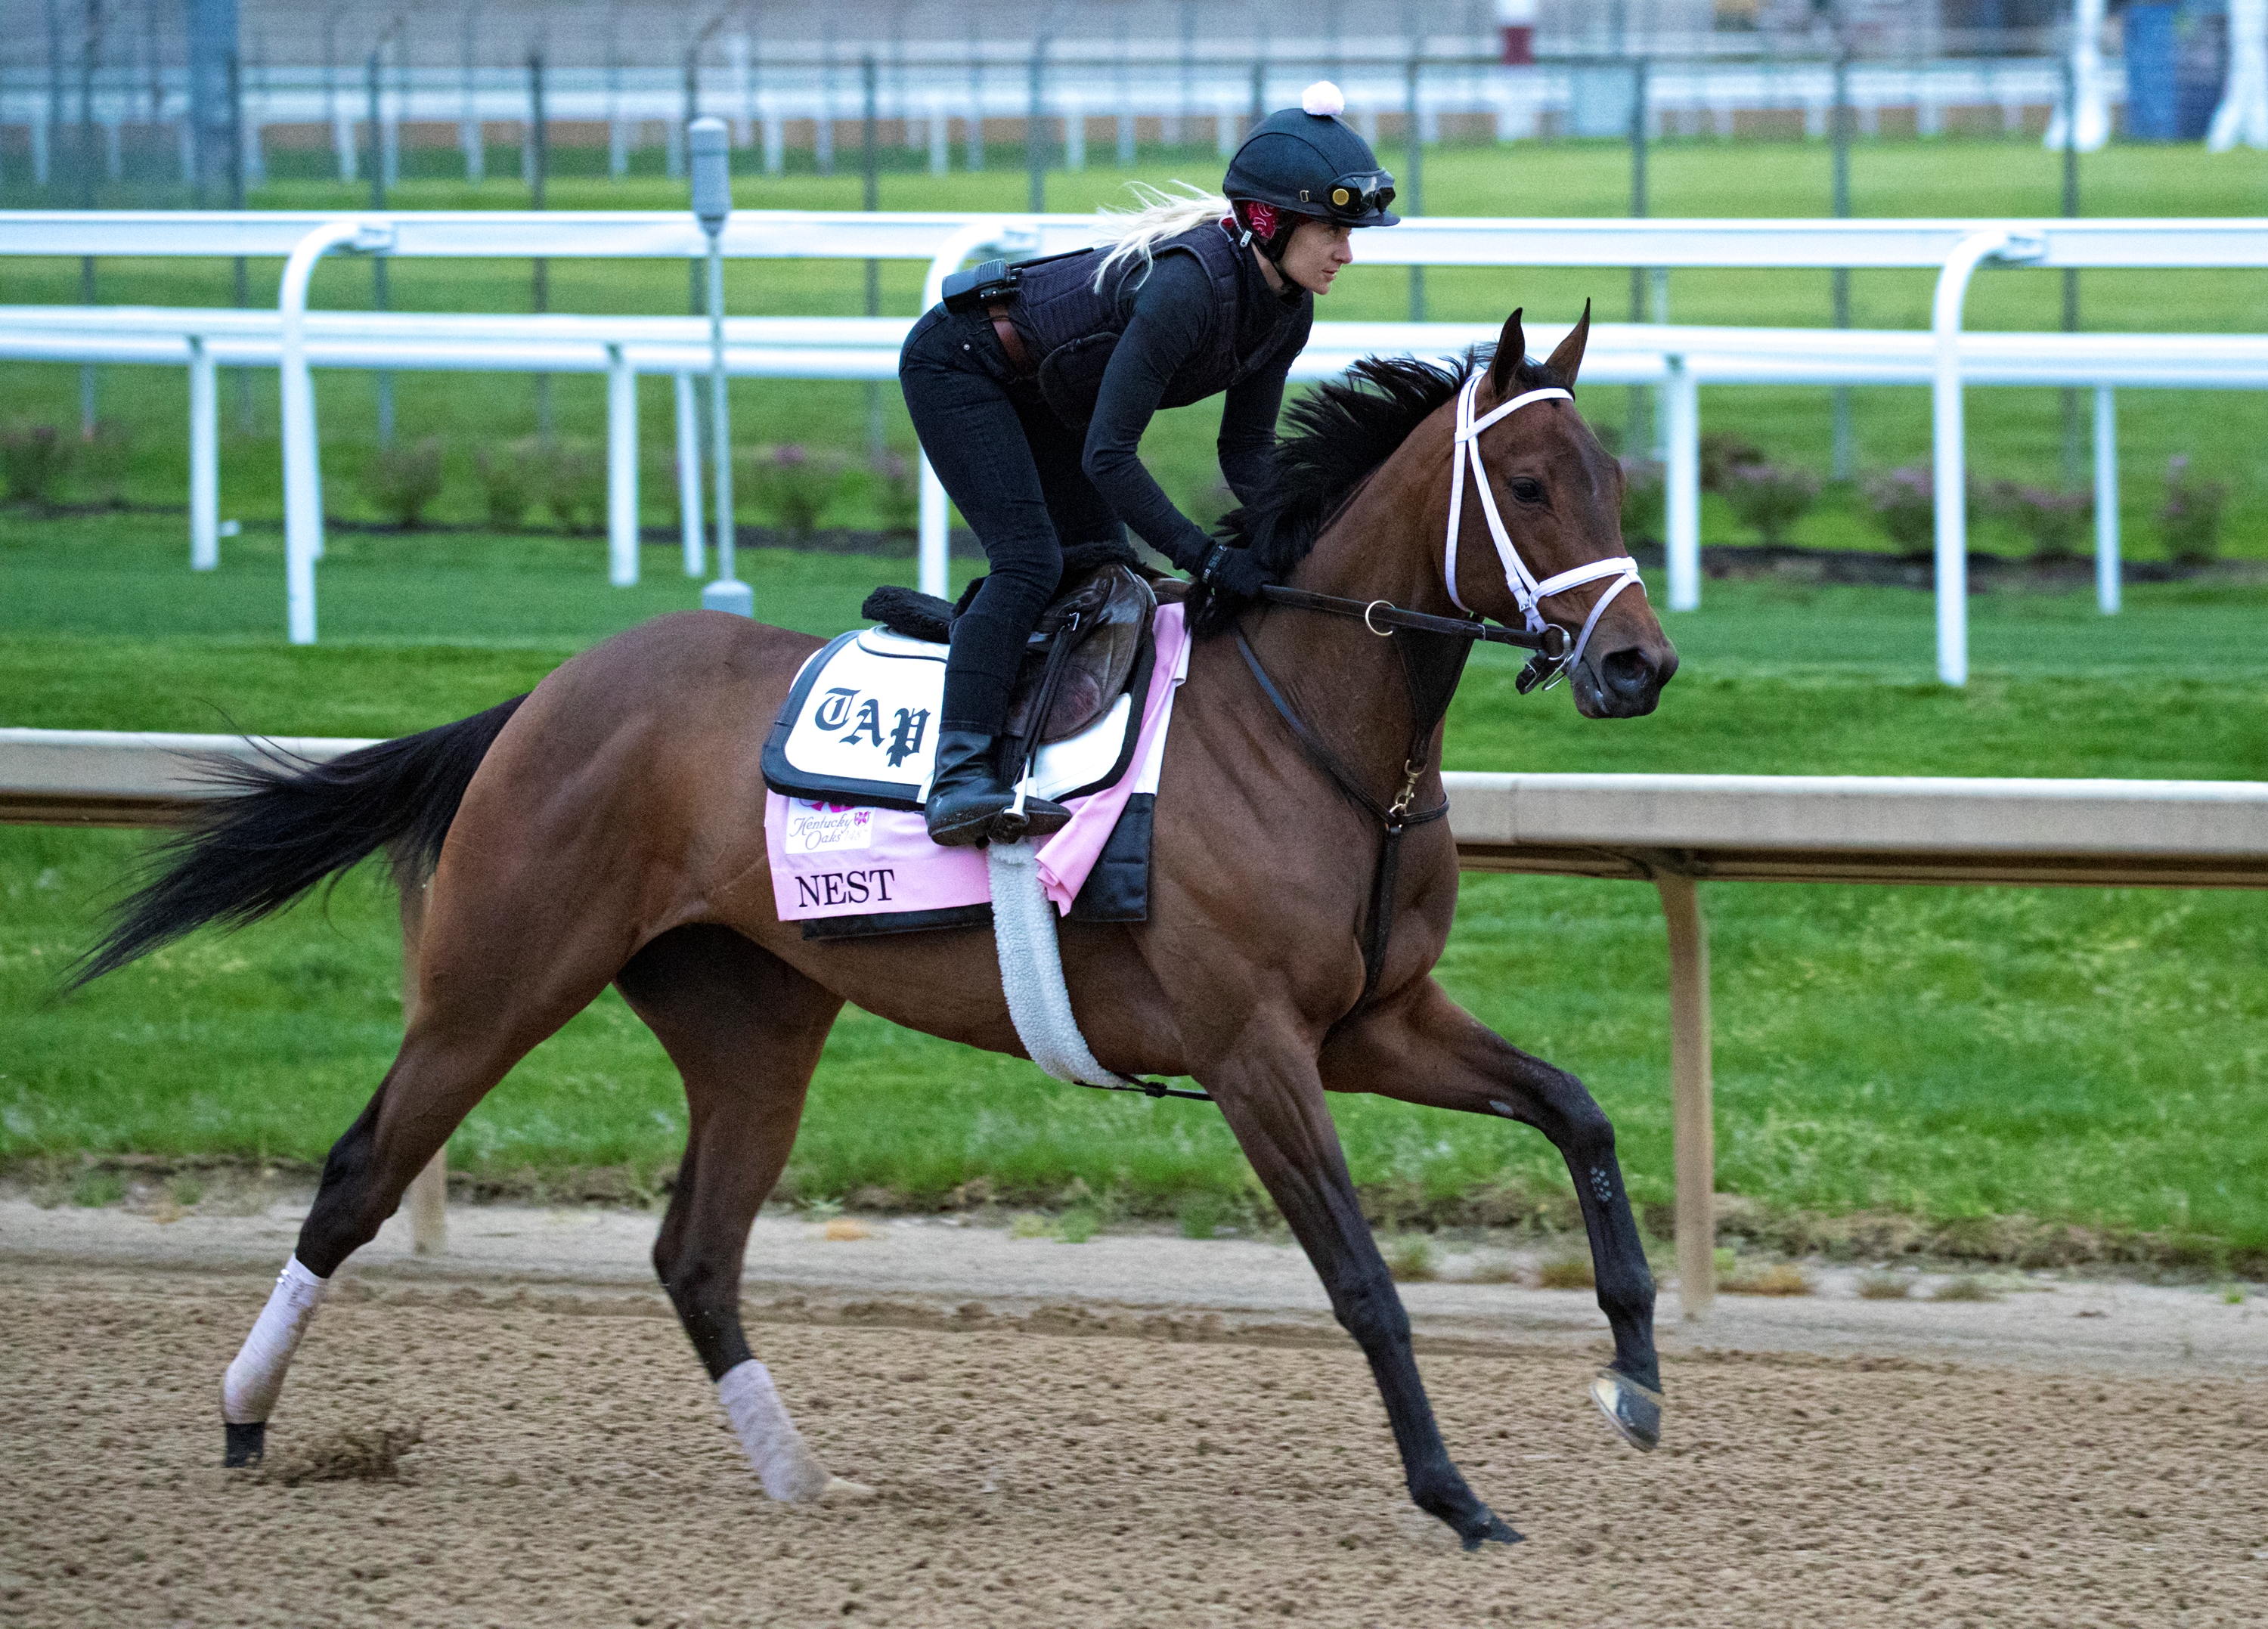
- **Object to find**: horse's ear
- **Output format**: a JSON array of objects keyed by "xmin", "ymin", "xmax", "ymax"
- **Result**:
[
  {"xmin": 1487, "ymin": 308, "xmax": 1526, "ymax": 398},
  {"xmin": 1543, "ymin": 299, "xmax": 1592, "ymax": 388}
]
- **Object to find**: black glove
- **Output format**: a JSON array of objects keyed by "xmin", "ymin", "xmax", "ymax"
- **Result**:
[{"xmin": 1198, "ymin": 543, "xmax": 1275, "ymax": 600}]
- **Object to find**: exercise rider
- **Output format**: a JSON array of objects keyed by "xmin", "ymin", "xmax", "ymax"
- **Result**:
[{"xmin": 897, "ymin": 81, "xmax": 1400, "ymax": 847}]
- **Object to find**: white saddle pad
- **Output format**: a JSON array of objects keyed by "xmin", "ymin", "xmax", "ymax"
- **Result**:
[{"xmin": 761, "ymin": 627, "xmax": 1143, "ymax": 811}]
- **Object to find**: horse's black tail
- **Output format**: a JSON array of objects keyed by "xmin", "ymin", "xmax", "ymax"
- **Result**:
[{"xmin": 71, "ymin": 695, "xmax": 530, "ymax": 989}]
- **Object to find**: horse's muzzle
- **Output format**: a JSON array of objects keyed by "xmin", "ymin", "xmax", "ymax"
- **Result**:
[{"xmin": 1573, "ymin": 640, "xmax": 1678, "ymax": 718}]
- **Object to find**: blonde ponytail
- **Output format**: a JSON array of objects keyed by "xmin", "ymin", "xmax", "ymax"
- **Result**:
[{"xmin": 1088, "ymin": 181, "xmax": 1231, "ymax": 294}]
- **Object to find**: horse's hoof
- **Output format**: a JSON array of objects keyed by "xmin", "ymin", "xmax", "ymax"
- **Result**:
[
  {"xmin": 1589, "ymin": 1367, "xmax": 1662, "ymax": 1452},
  {"xmin": 1460, "ymin": 1512, "xmax": 1525, "ymax": 1553},
  {"xmin": 816, "ymin": 1476, "xmax": 878, "ymax": 1504},
  {"xmin": 222, "ymin": 1421, "xmax": 266, "ymax": 1468}
]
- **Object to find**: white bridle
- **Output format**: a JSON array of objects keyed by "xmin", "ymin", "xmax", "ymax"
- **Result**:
[{"xmin": 1443, "ymin": 372, "xmax": 1646, "ymax": 685}]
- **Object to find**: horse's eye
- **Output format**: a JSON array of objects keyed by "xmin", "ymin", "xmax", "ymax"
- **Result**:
[{"xmin": 1507, "ymin": 476, "xmax": 1546, "ymax": 505}]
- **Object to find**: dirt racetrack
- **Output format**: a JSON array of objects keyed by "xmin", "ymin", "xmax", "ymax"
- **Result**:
[{"xmin": 6, "ymin": 1225, "xmax": 2268, "ymax": 1629}]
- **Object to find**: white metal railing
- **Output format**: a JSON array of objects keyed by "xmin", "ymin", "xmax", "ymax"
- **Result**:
[
  {"xmin": 5, "ymin": 210, "xmax": 2268, "ymax": 671},
  {"xmin": 9, "ymin": 304, "xmax": 2264, "ymax": 632}
]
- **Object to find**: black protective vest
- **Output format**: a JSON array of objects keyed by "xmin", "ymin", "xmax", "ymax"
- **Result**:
[{"xmin": 1009, "ymin": 221, "xmax": 1309, "ymax": 427}]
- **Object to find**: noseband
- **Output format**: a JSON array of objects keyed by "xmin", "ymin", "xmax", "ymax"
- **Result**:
[{"xmin": 1445, "ymin": 374, "xmax": 1645, "ymax": 690}]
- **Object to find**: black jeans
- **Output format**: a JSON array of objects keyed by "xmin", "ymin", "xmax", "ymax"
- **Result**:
[{"xmin": 898, "ymin": 304, "xmax": 1126, "ymax": 735}]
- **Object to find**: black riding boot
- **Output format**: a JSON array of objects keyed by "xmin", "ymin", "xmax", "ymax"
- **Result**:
[{"xmin": 924, "ymin": 729, "xmax": 1070, "ymax": 848}]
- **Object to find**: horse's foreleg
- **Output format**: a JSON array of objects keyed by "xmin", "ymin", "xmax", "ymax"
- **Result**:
[
  {"xmin": 614, "ymin": 924, "xmax": 866, "ymax": 1504},
  {"xmin": 1320, "ymin": 979, "xmax": 1663, "ymax": 1445},
  {"xmin": 1205, "ymin": 1033, "xmax": 1520, "ymax": 1550}
]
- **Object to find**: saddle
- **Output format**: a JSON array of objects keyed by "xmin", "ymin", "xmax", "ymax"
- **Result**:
[
  {"xmin": 762, "ymin": 553, "xmax": 1157, "ymax": 814},
  {"xmin": 861, "ymin": 553, "xmax": 1155, "ymax": 745}
]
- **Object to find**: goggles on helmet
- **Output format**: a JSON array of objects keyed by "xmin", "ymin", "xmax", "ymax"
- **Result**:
[{"xmin": 1320, "ymin": 171, "xmax": 1396, "ymax": 219}]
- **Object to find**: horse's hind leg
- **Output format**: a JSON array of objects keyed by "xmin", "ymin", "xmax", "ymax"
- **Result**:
[
  {"xmin": 1320, "ymin": 978, "xmax": 1664, "ymax": 1449},
  {"xmin": 219, "ymin": 873, "xmax": 637, "ymax": 1467},
  {"xmin": 613, "ymin": 924, "xmax": 866, "ymax": 1504}
]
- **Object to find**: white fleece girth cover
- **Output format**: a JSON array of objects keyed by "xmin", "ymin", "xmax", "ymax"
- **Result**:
[
  {"xmin": 717, "ymin": 1359, "xmax": 835, "ymax": 1502},
  {"xmin": 221, "ymin": 1256, "xmax": 329, "ymax": 1425},
  {"xmin": 987, "ymin": 837, "xmax": 1129, "ymax": 1089}
]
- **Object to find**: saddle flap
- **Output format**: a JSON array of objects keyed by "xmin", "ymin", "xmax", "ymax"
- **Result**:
[{"xmin": 1006, "ymin": 565, "xmax": 1155, "ymax": 745}]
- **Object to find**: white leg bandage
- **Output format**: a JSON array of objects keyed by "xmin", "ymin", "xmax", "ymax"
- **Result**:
[
  {"xmin": 221, "ymin": 1256, "xmax": 329, "ymax": 1425},
  {"xmin": 716, "ymin": 1359, "xmax": 834, "ymax": 1502}
]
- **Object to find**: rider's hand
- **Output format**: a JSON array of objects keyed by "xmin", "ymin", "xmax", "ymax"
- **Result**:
[{"xmin": 1202, "ymin": 546, "xmax": 1275, "ymax": 600}]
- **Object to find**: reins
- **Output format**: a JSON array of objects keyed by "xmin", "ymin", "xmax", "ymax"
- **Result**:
[{"xmin": 1255, "ymin": 584, "xmax": 1569, "ymax": 656}]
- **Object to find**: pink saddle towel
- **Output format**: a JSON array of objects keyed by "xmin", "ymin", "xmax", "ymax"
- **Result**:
[{"xmin": 765, "ymin": 602, "xmax": 1191, "ymax": 937}]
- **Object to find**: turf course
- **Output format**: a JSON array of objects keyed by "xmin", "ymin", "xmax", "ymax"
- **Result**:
[{"xmin": 5, "ymin": 137, "xmax": 2266, "ymax": 1259}]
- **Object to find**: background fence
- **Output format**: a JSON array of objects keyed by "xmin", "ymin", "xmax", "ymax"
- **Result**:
[{"xmin": 5, "ymin": 206, "xmax": 2263, "ymax": 680}]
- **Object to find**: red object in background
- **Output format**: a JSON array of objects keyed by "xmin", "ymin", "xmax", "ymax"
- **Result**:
[{"xmin": 1500, "ymin": 26, "xmax": 1535, "ymax": 67}]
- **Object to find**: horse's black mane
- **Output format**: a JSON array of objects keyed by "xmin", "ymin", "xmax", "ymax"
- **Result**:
[{"xmin": 1188, "ymin": 344, "xmax": 1568, "ymax": 636}]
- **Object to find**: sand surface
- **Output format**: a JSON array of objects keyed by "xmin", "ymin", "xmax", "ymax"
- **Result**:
[{"xmin": 5, "ymin": 1200, "xmax": 2267, "ymax": 1627}]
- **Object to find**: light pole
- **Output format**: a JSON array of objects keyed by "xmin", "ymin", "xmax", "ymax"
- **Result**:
[{"xmin": 690, "ymin": 116, "xmax": 751, "ymax": 617}]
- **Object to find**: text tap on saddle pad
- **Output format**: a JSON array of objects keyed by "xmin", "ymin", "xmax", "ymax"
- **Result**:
[{"xmin": 758, "ymin": 562, "xmax": 1188, "ymax": 938}]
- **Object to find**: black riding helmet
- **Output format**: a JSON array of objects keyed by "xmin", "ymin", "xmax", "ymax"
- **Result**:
[{"xmin": 1222, "ymin": 81, "xmax": 1399, "ymax": 261}]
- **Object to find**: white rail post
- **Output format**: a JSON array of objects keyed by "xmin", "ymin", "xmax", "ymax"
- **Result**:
[
  {"xmin": 1930, "ymin": 229, "xmax": 2039, "ymax": 686},
  {"xmin": 280, "ymin": 217, "xmax": 393, "ymax": 646},
  {"xmin": 762, "ymin": 98, "xmax": 785, "ymax": 177},
  {"xmin": 729, "ymin": 33, "xmax": 754, "ymax": 146},
  {"xmin": 2095, "ymin": 384, "xmax": 2121, "ymax": 614},
  {"xmin": 606, "ymin": 344, "xmax": 640, "ymax": 586},
  {"xmin": 1663, "ymin": 355, "xmax": 1699, "ymax": 612},
  {"xmin": 676, "ymin": 371, "xmax": 705, "ymax": 577},
  {"xmin": 2052, "ymin": 0, "xmax": 2113, "ymax": 151},
  {"xmin": 919, "ymin": 454, "xmax": 950, "ymax": 599},
  {"xmin": 2208, "ymin": 0, "xmax": 2268, "ymax": 150},
  {"xmin": 188, "ymin": 335, "xmax": 218, "ymax": 571},
  {"xmin": 1656, "ymin": 872, "xmax": 1714, "ymax": 1318}
]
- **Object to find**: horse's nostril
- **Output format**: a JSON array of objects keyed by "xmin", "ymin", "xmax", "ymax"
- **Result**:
[{"xmin": 1600, "ymin": 647, "xmax": 1656, "ymax": 699}]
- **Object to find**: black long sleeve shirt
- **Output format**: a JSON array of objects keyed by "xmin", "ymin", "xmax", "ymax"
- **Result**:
[{"xmin": 1079, "ymin": 251, "xmax": 1312, "ymax": 571}]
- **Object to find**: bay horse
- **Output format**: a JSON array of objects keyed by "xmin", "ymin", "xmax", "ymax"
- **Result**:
[{"xmin": 79, "ymin": 307, "xmax": 1677, "ymax": 1550}]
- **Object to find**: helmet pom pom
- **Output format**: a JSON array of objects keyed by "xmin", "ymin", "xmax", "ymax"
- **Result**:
[{"xmin": 1301, "ymin": 80, "xmax": 1346, "ymax": 118}]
